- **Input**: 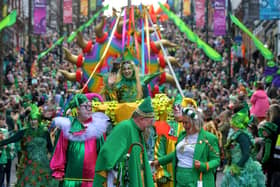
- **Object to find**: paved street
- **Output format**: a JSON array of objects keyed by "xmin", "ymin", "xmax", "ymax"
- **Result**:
[{"xmin": 7, "ymin": 157, "xmax": 224, "ymax": 187}]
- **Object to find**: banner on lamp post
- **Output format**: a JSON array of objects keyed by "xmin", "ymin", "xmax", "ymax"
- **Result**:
[
  {"xmin": 81, "ymin": 0, "xmax": 88, "ymax": 16},
  {"xmin": 214, "ymin": 0, "xmax": 226, "ymax": 36},
  {"xmin": 195, "ymin": 0, "xmax": 205, "ymax": 29},
  {"xmin": 33, "ymin": 0, "xmax": 46, "ymax": 34},
  {"xmin": 91, "ymin": 0, "xmax": 96, "ymax": 11},
  {"xmin": 63, "ymin": 0, "xmax": 72, "ymax": 23},
  {"xmin": 183, "ymin": 0, "xmax": 191, "ymax": 16}
]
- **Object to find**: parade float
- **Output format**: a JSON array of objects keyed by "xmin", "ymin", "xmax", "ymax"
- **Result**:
[{"xmin": 58, "ymin": 4, "xmax": 196, "ymax": 124}]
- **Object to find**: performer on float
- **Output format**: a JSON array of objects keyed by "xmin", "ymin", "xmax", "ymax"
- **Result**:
[
  {"xmin": 221, "ymin": 107, "xmax": 265, "ymax": 187},
  {"xmin": 102, "ymin": 59, "xmax": 143, "ymax": 103},
  {"xmin": 93, "ymin": 97, "xmax": 155, "ymax": 187},
  {"xmin": 0, "ymin": 104, "xmax": 59, "ymax": 187},
  {"xmin": 50, "ymin": 93, "xmax": 110, "ymax": 187}
]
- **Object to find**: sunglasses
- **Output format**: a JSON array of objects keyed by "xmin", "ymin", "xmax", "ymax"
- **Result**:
[{"xmin": 182, "ymin": 107, "xmax": 198, "ymax": 120}]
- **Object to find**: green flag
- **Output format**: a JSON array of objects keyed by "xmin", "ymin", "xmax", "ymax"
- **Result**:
[
  {"xmin": 159, "ymin": 3, "xmax": 222, "ymax": 61},
  {"xmin": 67, "ymin": 5, "xmax": 109, "ymax": 43},
  {"xmin": 197, "ymin": 38, "xmax": 223, "ymax": 61},
  {"xmin": 230, "ymin": 14, "xmax": 273, "ymax": 60},
  {"xmin": 37, "ymin": 36, "xmax": 65, "ymax": 61},
  {"xmin": 54, "ymin": 36, "xmax": 65, "ymax": 45},
  {"xmin": 159, "ymin": 3, "xmax": 197, "ymax": 42},
  {"xmin": 0, "ymin": 10, "xmax": 17, "ymax": 31}
]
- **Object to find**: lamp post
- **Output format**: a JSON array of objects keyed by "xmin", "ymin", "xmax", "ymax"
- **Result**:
[
  {"xmin": 0, "ymin": 0, "xmax": 3, "ymax": 95},
  {"xmin": 77, "ymin": 0, "xmax": 81, "ymax": 27},
  {"xmin": 205, "ymin": 0, "xmax": 209, "ymax": 44},
  {"xmin": 227, "ymin": 0, "xmax": 232, "ymax": 88},
  {"xmin": 28, "ymin": 0, "xmax": 32, "ymax": 82},
  {"xmin": 59, "ymin": 0, "xmax": 63, "ymax": 64}
]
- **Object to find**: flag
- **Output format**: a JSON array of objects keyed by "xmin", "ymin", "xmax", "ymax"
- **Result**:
[
  {"xmin": 0, "ymin": 10, "xmax": 17, "ymax": 31},
  {"xmin": 183, "ymin": 0, "xmax": 191, "ymax": 16},
  {"xmin": 230, "ymin": 13, "xmax": 274, "ymax": 60}
]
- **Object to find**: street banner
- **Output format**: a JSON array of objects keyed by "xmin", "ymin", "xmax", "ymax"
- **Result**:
[
  {"xmin": 167, "ymin": 0, "xmax": 174, "ymax": 9},
  {"xmin": 183, "ymin": 0, "xmax": 191, "ymax": 16},
  {"xmin": 81, "ymin": 0, "xmax": 88, "ymax": 16},
  {"xmin": 33, "ymin": 0, "xmax": 46, "ymax": 34},
  {"xmin": 0, "ymin": 10, "xmax": 17, "ymax": 32},
  {"xmin": 97, "ymin": 0, "xmax": 103, "ymax": 6},
  {"xmin": 214, "ymin": 0, "xmax": 226, "ymax": 36},
  {"xmin": 195, "ymin": 0, "xmax": 205, "ymax": 28},
  {"xmin": 91, "ymin": 0, "xmax": 96, "ymax": 11},
  {"xmin": 2, "ymin": 0, "xmax": 8, "ymax": 17},
  {"xmin": 63, "ymin": 0, "xmax": 72, "ymax": 23},
  {"xmin": 174, "ymin": 0, "xmax": 180, "ymax": 12},
  {"xmin": 260, "ymin": 0, "xmax": 280, "ymax": 20}
]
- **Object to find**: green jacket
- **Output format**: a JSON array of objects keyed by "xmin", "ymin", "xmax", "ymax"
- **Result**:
[
  {"xmin": 93, "ymin": 119, "xmax": 155, "ymax": 187},
  {"xmin": 158, "ymin": 129, "xmax": 220, "ymax": 187}
]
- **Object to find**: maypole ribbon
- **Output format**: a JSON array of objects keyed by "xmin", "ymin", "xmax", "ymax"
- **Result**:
[
  {"xmin": 80, "ymin": 8, "xmax": 123, "ymax": 93},
  {"xmin": 132, "ymin": 6, "xmax": 140, "ymax": 61},
  {"xmin": 144, "ymin": 7, "xmax": 151, "ymax": 74},
  {"xmin": 127, "ymin": 7, "xmax": 132, "ymax": 47},
  {"xmin": 230, "ymin": 14, "xmax": 273, "ymax": 60},
  {"xmin": 122, "ymin": 7, "xmax": 127, "ymax": 52},
  {"xmin": 147, "ymin": 5, "xmax": 184, "ymax": 97},
  {"xmin": 159, "ymin": 3, "xmax": 222, "ymax": 61},
  {"xmin": 140, "ymin": 4, "xmax": 145, "ymax": 75},
  {"xmin": 0, "ymin": 10, "xmax": 17, "ymax": 31}
]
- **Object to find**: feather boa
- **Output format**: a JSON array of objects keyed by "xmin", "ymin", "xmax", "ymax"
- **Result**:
[{"xmin": 53, "ymin": 112, "xmax": 110, "ymax": 141}]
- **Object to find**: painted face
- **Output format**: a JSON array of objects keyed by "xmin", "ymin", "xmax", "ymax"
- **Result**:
[{"xmin": 122, "ymin": 62, "xmax": 134, "ymax": 79}]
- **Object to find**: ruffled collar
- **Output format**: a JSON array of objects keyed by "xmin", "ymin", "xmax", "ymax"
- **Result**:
[{"xmin": 54, "ymin": 112, "xmax": 110, "ymax": 141}]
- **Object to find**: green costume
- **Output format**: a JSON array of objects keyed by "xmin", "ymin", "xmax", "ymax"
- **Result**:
[
  {"xmin": 0, "ymin": 105, "xmax": 58, "ymax": 187},
  {"xmin": 158, "ymin": 129, "xmax": 220, "ymax": 187},
  {"xmin": 258, "ymin": 122, "xmax": 278, "ymax": 164},
  {"xmin": 221, "ymin": 108, "xmax": 265, "ymax": 187},
  {"xmin": 93, "ymin": 97, "xmax": 155, "ymax": 187}
]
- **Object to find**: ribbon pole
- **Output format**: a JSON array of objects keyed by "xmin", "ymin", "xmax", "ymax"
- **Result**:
[{"xmin": 146, "ymin": 13, "xmax": 184, "ymax": 97}]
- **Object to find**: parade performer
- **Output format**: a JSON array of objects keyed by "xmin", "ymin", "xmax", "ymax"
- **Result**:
[
  {"xmin": 93, "ymin": 97, "xmax": 155, "ymax": 187},
  {"xmin": 221, "ymin": 108, "xmax": 266, "ymax": 187},
  {"xmin": 103, "ymin": 59, "xmax": 143, "ymax": 103},
  {"xmin": 152, "ymin": 107, "xmax": 220, "ymax": 187},
  {"xmin": 0, "ymin": 104, "xmax": 59, "ymax": 187},
  {"xmin": 153, "ymin": 95, "xmax": 185, "ymax": 187},
  {"xmin": 50, "ymin": 93, "xmax": 110, "ymax": 187}
]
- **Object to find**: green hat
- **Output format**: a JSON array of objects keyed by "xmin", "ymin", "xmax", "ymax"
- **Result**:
[
  {"xmin": 173, "ymin": 94, "xmax": 183, "ymax": 106},
  {"xmin": 267, "ymin": 61, "xmax": 276, "ymax": 67},
  {"xmin": 259, "ymin": 122, "xmax": 278, "ymax": 136},
  {"xmin": 65, "ymin": 94, "xmax": 89, "ymax": 112},
  {"xmin": 230, "ymin": 108, "xmax": 249, "ymax": 129},
  {"xmin": 135, "ymin": 97, "xmax": 154, "ymax": 118}
]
